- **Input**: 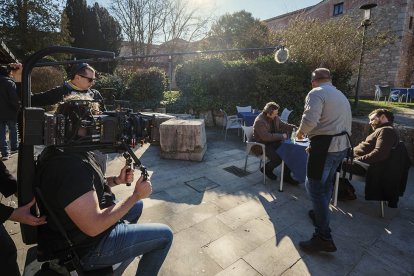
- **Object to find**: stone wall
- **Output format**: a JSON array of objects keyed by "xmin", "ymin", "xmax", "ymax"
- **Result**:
[
  {"xmin": 352, "ymin": 119, "xmax": 414, "ymax": 163},
  {"xmin": 264, "ymin": 0, "xmax": 414, "ymax": 97}
]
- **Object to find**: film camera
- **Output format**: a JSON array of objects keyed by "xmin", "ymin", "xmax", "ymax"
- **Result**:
[{"xmin": 22, "ymin": 99, "xmax": 153, "ymax": 152}]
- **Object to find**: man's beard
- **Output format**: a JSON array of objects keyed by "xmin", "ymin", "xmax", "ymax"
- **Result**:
[{"xmin": 371, "ymin": 122, "xmax": 381, "ymax": 130}]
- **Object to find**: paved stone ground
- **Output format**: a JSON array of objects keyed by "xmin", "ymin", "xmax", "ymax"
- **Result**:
[{"xmin": 2, "ymin": 127, "xmax": 414, "ymax": 276}]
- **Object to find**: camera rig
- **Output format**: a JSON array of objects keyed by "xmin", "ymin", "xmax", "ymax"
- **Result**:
[{"xmin": 18, "ymin": 46, "xmax": 151, "ymax": 244}]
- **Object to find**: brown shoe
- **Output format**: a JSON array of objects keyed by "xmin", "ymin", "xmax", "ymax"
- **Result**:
[{"xmin": 299, "ymin": 235, "xmax": 337, "ymax": 252}]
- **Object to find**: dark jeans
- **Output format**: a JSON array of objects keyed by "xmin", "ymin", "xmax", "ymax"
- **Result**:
[
  {"xmin": 341, "ymin": 162, "xmax": 367, "ymax": 176},
  {"xmin": 264, "ymin": 141, "xmax": 293, "ymax": 178},
  {"xmin": 305, "ymin": 150, "xmax": 348, "ymax": 240},
  {"xmin": 81, "ymin": 201, "xmax": 173, "ymax": 275},
  {"xmin": 0, "ymin": 120, "xmax": 18, "ymax": 156},
  {"xmin": 0, "ymin": 224, "xmax": 20, "ymax": 276}
]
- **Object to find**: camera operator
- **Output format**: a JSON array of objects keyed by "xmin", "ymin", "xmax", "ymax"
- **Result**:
[
  {"xmin": 1, "ymin": 160, "xmax": 47, "ymax": 276},
  {"xmin": 0, "ymin": 65, "xmax": 20, "ymax": 160},
  {"xmin": 11, "ymin": 62, "xmax": 105, "ymax": 111},
  {"xmin": 36, "ymin": 96, "xmax": 173, "ymax": 275}
]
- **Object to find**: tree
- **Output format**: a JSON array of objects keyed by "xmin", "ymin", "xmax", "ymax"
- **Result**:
[
  {"xmin": 64, "ymin": 0, "xmax": 123, "ymax": 72},
  {"xmin": 110, "ymin": 0, "xmax": 211, "ymax": 61},
  {"xmin": 271, "ymin": 16, "xmax": 361, "ymax": 75},
  {"xmin": 207, "ymin": 10, "xmax": 270, "ymax": 54},
  {"xmin": 160, "ymin": 0, "xmax": 211, "ymax": 52},
  {"xmin": 0, "ymin": 0, "xmax": 70, "ymax": 59}
]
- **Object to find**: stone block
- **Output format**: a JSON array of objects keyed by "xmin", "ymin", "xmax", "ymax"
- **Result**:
[{"xmin": 160, "ymin": 119, "xmax": 207, "ymax": 161}]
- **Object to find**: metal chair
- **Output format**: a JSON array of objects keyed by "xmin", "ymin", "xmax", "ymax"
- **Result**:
[
  {"xmin": 280, "ymin": 108, "xmax": 292, "ymax": 123},
  {"xmin": 378, "ymin": 85, "xmax": 391, "ymax": 103},
  {"xmin": 241, "ymin": 125, "xmax": 267, "ymax": 184},
  {"xmin": 236, "ymin": 105, "xmax": 252, "ymax": 113},
  {"xmin": 374, "ymin": 85, "xmax": 381, "ymax": 101},
  {"xmin": 221, "ymin": 109, "xmax": 242, "ymax": 140}
]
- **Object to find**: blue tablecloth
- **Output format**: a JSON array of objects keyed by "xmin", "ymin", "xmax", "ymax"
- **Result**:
[
  {"xmin": 276, "ymin": 140, "xmax": 308, "ymax": 183},
  {"xmin": 238, "ymin": 112, "xmax": 260, "ymax": 126}
]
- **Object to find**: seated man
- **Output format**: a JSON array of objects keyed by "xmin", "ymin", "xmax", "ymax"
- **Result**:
[
  {"xmin": 36, "ymin": 97, "xmax": 173, "ymax": 275},
  {"xmin": 252, "ymin": 101, "xmax": 298, "ymax": 183},
  {"xmin": 343, "ymin": 108, "xmax": 398, "ymax": 176}
]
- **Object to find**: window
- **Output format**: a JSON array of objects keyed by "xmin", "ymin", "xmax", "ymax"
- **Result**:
[
  {"xmin": 409, "ymin": 16, "xmax": 413, "ymax": 30},
  {"xmin": 333, "ymin": 3, "xmax": 344, "ymax": 16}
]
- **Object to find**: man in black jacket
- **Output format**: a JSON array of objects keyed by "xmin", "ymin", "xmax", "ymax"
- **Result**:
[
  {"xmin": 0, "ymin": 66, "xmax": 19, "ymax": 160},
  {"xmin": 1, "ymin": 160, "xmax": 47, "ymax": 275},
  {"xmin": 12, "ymin": 62, "xmax": 105, "ymax": 110}
]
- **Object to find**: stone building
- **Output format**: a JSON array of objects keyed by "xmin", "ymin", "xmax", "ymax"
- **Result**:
[{"xmin": 264, "ymin": 0, "xmax": 414, "ymax": 98}]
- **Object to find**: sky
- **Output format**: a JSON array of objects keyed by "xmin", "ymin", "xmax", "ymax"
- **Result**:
[{"xmin": 87, "ymin": 0, "xmax": 322, "ymax": 20}]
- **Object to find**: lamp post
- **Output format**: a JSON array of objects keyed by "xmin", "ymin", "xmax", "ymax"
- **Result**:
[{"xmin": 354, "ymin": 3, "xmax": 377, "ymax": 112}]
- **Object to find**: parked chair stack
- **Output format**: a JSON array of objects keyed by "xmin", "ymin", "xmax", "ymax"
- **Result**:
[{"xmin": 221, "ymin": 109, "xmax": 243, "ymax": 140}]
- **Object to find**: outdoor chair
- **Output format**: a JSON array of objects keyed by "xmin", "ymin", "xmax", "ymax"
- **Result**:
[
  {"xmin": 377, "ymin": 85, "xmax": 391, "ymax": 103},
  {"xmin": 221, "ymin": 109, "xmax": 243, "ymax": 140},
  {"xmin": 280, "ymin": 108, "xmax": 292, "ymax": 123},
  {"xmin": 236, "ymin": 105, "xmax": 252, "ymax": 113},
  {"xmin": 241, "ymin": 125, "xmax": 267, "ymax": 185},
  {"xmin": 374, "ymin": 85, "xmax": 381, "ymax": 101}
]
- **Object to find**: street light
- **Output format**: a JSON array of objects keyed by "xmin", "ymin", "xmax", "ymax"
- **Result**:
[{"xmin": 354, "ymin": 3, "xmax": 377, "ymax": 111}]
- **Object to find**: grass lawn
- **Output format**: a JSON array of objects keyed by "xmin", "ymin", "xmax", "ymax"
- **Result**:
[{"xmin": 350, "ymin": 99, "xmax": 414, "ymax": 116}]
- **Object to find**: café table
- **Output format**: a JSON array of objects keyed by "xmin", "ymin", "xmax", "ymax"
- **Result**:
[
  {"xmin": 390, "ymin": 88, "xmax": 408, "ymax": 102},
  {"xmin": 237, "ymin": 111, "xmax": 261, "ymax": 126},
  {"xmin": 276, "ymin": 139, "xmax": 309, "ymax": 192}
]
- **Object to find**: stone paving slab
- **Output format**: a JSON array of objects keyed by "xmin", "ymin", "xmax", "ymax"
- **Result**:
[{"xmin": 3, "ymin": 127, "xmax": 414, "ymax": 275}]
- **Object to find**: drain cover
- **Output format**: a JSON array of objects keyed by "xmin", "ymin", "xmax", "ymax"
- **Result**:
[
  {"xmin": 185, "ymin": 177, "xmax": 220, "ymax": 193},
  {"xmin": 223, "ymin": 166, "xmax": 251, "ymax": 177}
]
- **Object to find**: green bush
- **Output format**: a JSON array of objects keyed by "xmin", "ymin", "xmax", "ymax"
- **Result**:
[
  {"xmin": 175, "ymin": 55, "xmax": 353, "ymax": 125},
  {"xmin": 94, "ymin": 69, "xmax": 134, "ymax": 102},
  {"xmin": 161, "ymin": 91, "xmax": 187, "ymax": 113},
  {"xmin": 125, "ymin": 67, "xmax": 167, "ymax": 110}
]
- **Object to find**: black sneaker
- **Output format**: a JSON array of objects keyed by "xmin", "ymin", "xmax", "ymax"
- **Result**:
[
  {"xmin": 1, "ymin": 155, "xmax": 10, "ymax": 161},
  {"xmin": 308, "ymin": 210, "xmax": 316, "ymax": 226},
  {"xmin": 260, "ymin": 167, "xmax": 277, "ymax": 180},
  {"xmin": 299, "ymin": 234, "xmax": 337, "ymax": 252}
]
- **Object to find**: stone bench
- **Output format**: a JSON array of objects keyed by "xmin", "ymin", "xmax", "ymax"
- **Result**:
[{"xmin": 159, "ymin": 119, "xmax": 207, "ymax": 161}]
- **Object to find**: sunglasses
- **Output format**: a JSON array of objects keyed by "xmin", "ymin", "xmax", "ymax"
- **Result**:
[{"xmin": 78, "ymin": 74, "xmax": 96, "ymax": 83}]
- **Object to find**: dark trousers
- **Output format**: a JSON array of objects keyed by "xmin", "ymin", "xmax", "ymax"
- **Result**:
[
  {"xmin": 341, "ymin": 162, "xmax": 367, "ymax": 177},
  {"xmin": 0, "ymin": 224, "xmax": 20, "ymax": 276},
  {"xmin": 264, "ymin": 142, "xmax": 293, "ymax": 178}
]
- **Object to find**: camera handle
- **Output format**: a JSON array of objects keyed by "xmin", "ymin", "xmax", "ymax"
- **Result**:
[{"xmin": 122, "ymin": 141, "xmax": 149, "ymax": 185}]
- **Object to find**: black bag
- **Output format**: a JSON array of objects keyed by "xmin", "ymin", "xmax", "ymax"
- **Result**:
[{"xmin": 337, "ymin": 178, "xmax": 357, "ymax": 201}]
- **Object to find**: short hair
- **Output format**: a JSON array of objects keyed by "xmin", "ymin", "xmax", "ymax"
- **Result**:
[
  {"xmin": 311, "ymin": 68, "xmax": 331, "ymax": 81},
  {"xmin": 69, "ymin": 63, "xmax": 95, "ymax": 80},
  {"xmin": 263, "ymin": 102, "xmax": 280, "ymax": 115},
  {"xmin": 369, "ymin": 108, "xmax": 394, "ymax": 123}
]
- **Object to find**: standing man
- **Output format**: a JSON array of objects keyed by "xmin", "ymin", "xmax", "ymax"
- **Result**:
[
  {"xmin": 12, "ymin": 62, "xmax": 105, "ymax": 110},
  {"xmin": 296, "ymin": 68, "xmax": 352, "ymax": 252},
  {"xmin": 0, "ymin": 66, "xmax": 20, "ymax": 160},
  {"xmin": 253, "ymin": 101, "xmax": 299, "ymax": 184},
  {"xmin": 1, "ymin": 160, "xmax": 47, "ymax": 275}
]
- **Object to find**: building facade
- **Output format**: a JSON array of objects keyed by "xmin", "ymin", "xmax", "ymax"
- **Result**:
[{"xmin": 264, "ymin": 0, "xmax": 414, "ymax": 98}]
